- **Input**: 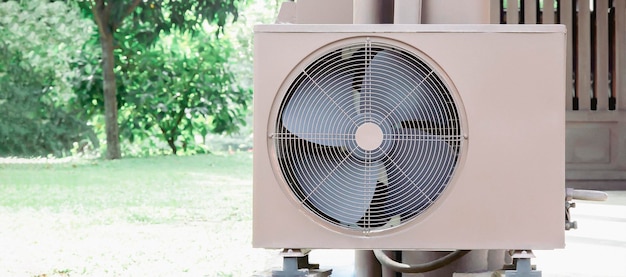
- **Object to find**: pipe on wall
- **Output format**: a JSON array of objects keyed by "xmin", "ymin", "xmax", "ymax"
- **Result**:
[{"xmin": 353, "ymin": 0, "xmax": 384, "ymax": 24}]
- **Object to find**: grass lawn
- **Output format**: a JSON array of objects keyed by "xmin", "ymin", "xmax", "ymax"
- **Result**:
[{"xmin": 0, "ymin": 153, "xmax": 279, "ymax": 276}]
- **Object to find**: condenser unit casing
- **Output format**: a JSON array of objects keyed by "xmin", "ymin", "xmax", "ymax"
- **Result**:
[{"xmin": 253, "ymin": 24, "xmax": 566, "ymax": 250}]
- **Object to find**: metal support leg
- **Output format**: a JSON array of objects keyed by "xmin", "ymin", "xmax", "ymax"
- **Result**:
[
  {"xmin": 503, "ymin": 250, "xmax": 541, "ymax": 277},
  {"xmin": 272, "ymin": 249, "xmax": 332, "ymax": 277}
]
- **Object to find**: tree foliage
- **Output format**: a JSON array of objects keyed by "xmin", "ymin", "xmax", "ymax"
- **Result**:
[
  {"xmin": 124, "ymin": 36, "xmax": 249, "ymax": 154},
  {"xmin": 0, "ymin": 0, "xmax": 93, "ymax": 100},
  {"xmin": 73, "ymin": 29, "xmax": 250, "ymax": 155},
  {"xmin": 0, "ymin": 42, "xmax": 92, "ymax": 157},
  {"xmin": 0, "ymin": 0, "xmax": 95, "ymax": 157},
  {"xmin": 74, "ymin": 0, "xmax": 245, "ymax": 159},
  {"xmin": 0, "ymin": 0, "xmax": 258, "ymax": 157}
]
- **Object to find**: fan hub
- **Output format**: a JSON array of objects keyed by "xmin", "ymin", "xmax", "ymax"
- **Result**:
[{"xmin": 355, "ymin": 122, "xmax": 384, "ymax": 151}]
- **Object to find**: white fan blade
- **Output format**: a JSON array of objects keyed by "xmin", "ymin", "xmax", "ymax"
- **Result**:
[
  {"xmin": 365, "ymin": 50, "xmax": 447, "ymax": 124},
  {"xmin": 293, "ymin": 155, "xmax": 383, "ymax": 225},
  {"xmin": 384, "ymin": 129, "xmax": 455, "ymax": 218},
  {"xmin": 283, "ymin": 70, "xmax": 359, "ymax": 147}
]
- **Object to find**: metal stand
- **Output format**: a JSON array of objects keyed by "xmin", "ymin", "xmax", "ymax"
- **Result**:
[
  {"xmin": 271, "ymin": 249, "xmax": 332, "ymax": 277},
  {"xmin": 565, "ymin": 197, "xmax": 578, "ymax": 230},
  {"xmin": 503, "ymin": 250, "xmax": 541, "ymax": 277}
]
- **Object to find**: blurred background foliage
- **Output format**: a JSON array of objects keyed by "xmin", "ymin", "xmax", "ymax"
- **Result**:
[
  {"xmin": 0, "ymin": 0, "xmax": 280, "ymax": 157},
  {"xmin": 0, "ymin": 0, "xmax": 95, "ymax": 157}
]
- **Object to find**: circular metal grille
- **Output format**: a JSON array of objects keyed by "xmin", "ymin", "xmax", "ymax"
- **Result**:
[{"xmin": 272, "ymin": 39, "xmax": 463, "ymax": 232}]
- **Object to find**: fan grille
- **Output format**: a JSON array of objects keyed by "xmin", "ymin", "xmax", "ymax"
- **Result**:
[{"xmin": 272, "ymin": 39, "xmax": 463, "ymax": 233}]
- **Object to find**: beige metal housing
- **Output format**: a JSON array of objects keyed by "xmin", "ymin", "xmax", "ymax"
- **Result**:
[{"xmin": 253, "ymin": 24, "xmax": 566, "ymax": 250}]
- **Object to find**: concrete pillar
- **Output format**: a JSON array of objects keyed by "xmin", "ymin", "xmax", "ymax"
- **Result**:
[
  {"xmin": 488, "ymin": 250, "xmax": 506, "ymax": 270},
  {"xmin": 394, "ymin": 0, "xmax": 423, "ymax": 24},
  {"xmin": 421, "ymin": 0, "xmax": 492, "ymax": 24},
  {"xmin": 355, "ymin": 250, "xmax": 382, "ymax": 277},
  {"xmin": 296, "ymin": 0, "xmax": 353, "ymax": 24},
  {"xmin": 353, "ymin": 0, "xmax": 384, "ymax": 24}
]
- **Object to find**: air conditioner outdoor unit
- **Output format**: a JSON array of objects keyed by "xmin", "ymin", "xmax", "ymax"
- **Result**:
[{"xmin": 253, "ymin": 24, "xmax": 566, "ymax": 251}]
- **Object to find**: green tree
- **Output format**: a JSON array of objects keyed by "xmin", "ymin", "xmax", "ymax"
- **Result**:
[
  {"xmin": 0, "ymin": 42, "xmax": 93, "ymax": 157},
  {"xmin": 0, "ymin": 0, "xmax": 95, "ymax": 157},
  {"xmin": 73, "ymin": 28, "xmax": 250, "ymax": 155},
  {"xmin": 76, "ymin": 0, "xmax": 243, "ymax": 159},
  {"xmin": 125, "ymin": 33, "xmax": 249, "ymax": 154},
  {"xmin": 0, "ymin": 0, "xmax": 93, "ymax": 100}
]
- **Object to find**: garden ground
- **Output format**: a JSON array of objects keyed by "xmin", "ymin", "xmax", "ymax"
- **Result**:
[{"xmin": 0, "ymin": 154, "xmax": 280, "ymax": 277}]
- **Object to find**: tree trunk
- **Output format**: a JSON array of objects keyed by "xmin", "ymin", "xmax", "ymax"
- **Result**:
[
  {"xmin": 159, "ymin": 126, "xmax": 178, "ymax": 155},
  {"xmin": 167, "ymin": 138, "xmax": 177, "ymax": 155},
  {"xmin": 101, "ymin": 33, "xmax": 121, "ymax": 159}
]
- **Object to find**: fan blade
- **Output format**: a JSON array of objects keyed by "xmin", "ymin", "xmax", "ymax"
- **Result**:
[
  {"xmin": 283, "ymin": 70, "xmax": 359, "ymax": 147},
  {"xmin": 293, "ymin": 155, "xmax": 383, "ymax": 225},
  {"xmin": 365, "ymin": 50, "xmax": 447, "ymax": 124},
  {"xmin": 384, "ymin": 129, "xmax": 455, "ymax": 219}
]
